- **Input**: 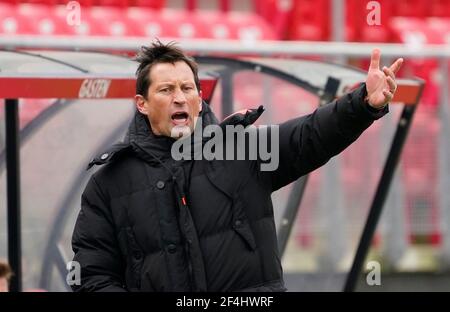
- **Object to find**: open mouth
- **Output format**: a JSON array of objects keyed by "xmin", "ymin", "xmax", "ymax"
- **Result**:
[{"xmin": 171, "ymin": 112, "xmax": 189, "ymax": 125}]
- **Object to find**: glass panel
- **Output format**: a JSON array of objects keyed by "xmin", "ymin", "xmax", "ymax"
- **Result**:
[
  {"xmin": 34, "ymin": 51, "xmax": 137, "ymax": 75},
  {"xmin": 0, "ymin": 98, "xmax": 134, "ymax": 291},
  {"xmin": 0, "ymin": 51, "xmax": 79, "ymax": 75},
  {"xmin": 232, "ymin": 70, "xmax": 318, "ymax": 125},
  {"xmin": 283, "ymin": 104, "xmax": 405, "ymax": 291},
  {"xmin": 246, "ymin": 58, "xmax": 366, "ymax": 92}
]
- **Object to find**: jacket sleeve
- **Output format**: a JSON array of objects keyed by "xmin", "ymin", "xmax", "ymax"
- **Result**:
[
  {"xmin": 268, "ymin": 83, "xmax": 388, "ymax": 191},
  {"xmin": 71, "ymin": 175, "xmax": 127, "ymax": 292}
]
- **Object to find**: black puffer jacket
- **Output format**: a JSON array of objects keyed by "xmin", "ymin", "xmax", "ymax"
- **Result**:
[{"xmin": 71, "ymin": 84, "xmax": 387, "ymax": 292}]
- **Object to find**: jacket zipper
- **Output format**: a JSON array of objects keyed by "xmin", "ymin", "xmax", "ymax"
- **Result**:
[{"xmin": 180, "ymin": 196, "xmax": 196, "ymax": 291}]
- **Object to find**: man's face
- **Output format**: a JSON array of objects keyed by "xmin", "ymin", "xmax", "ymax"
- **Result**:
[
  {"xmin": 135, "ymin": 61, "xmax": 202, "ymax": 139},
  {"xmin": 0, "ymin": 277, "xmax": 8, "ymax": 292}
]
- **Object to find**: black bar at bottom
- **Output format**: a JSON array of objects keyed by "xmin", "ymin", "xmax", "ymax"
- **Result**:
[
  {"xmin": 343, "ymin": 104, "xmax": 417, "ymax": 292},
  {"xmin": 5, "ymin": 98, "xmax": 22, "ymax": 292}
]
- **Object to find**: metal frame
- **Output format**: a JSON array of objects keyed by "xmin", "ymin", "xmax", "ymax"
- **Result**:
[
  {"xmin": 2, "ymin": 36, "xmax": 450, "ymax": 58},
  {"xmin": 1, "ymin": 79, "xmax": 135, "ymax": 292},
  {"xmin": 5, "ymin": 99, "xmax": 21, "ymax": 292},
  {"xmin": 278, "ymin": 76, "xmax": 341, "ymax": 257},
  {"xmin": 39, "ymin": 115, "xmax": 131, "ymax": 291},
  {"xmin": 344, "ymin": 92, "xmax": 424, "ymax": 291}
]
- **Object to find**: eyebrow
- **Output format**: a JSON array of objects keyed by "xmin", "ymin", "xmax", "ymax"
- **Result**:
[
  {"xmin": 156, "ymin": 81, "xmax": 195, "ymax": 88},
  {"xmin": 154, "ymin": 83, "xmax": 174, "ymax": 90}
]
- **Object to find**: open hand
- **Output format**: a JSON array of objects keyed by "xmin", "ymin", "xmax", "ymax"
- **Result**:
[{"xmin": 365, "ymin": 48, "xmax": 403, "ymax": 109}]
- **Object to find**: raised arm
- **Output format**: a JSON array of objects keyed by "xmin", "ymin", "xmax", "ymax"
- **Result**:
[{"xmin": 268, "ymin": 49, "xmax": 403, "ymax": 191}]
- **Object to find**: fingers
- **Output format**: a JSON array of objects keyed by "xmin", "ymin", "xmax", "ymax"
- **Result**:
[
  {"xmin": 389, "ymin": 58, "xmax": 404, "ymax": 74},
  {"xmin": 383, "ymin": 89, "xmax": 394, "ymax": 102},
  {"xmin": 383, "ymin": 64, "xmax": 398, "ymax": 94},
  {"xmin": 370, "ymin": 49, "xmax": 403, "ymax": 74},
  {"xmin": 369, "ymin": 48, "xmax": 381, "ymax": 70},
  {"xmin": 383, "ymin": 66, "xmax": 395, "ymax": 80},
  {"xmin": 386, "ymin": 76, "xmax": 397, "ymax": 93}
]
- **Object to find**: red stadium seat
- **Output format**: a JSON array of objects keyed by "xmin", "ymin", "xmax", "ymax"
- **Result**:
[
  {"xmin": 0, "ymin": 1, "xmax": 276, "ymax": 40},
  {"xmin": 390, "ymin": 17, "xmax": 442, "ymax": 107},
  {"xmin": 429, "ymin": 0, "xmax": 450, "ymax": 17},
  {"xmin": 52, "ymin": 5, "xmax": 89, "ymax": 36},
  {"xmin": 21, "ymin": 0, "xmax": 58, "ymax": 5},
  {"xmin": 394, "ymin": 0, "xmax": 429, "ymax": 18},
  {"xmin": 252, "ymin": 0, "xmax": 273, "ymax": 20},
  {"xmin": 0, "ymin": 3, "xmax": 31, "ymax": 35},
  {"xmin": 49, "ymin": 6, "xmax": 113, "ymax": 36},
  {"xmin": 84, "ymin": 6, "xmax": 142, "ymax": 37},
  {"xmin": 345, "ymin": 0, "xmax": 362, "ymax": 41},
  {"xmin": 0, "ymin": 0, "xmax": 19, "ymax": 4},
  {"xmin": 15, "ymin": 4, "xmax": 77, "ymax": 35},
  {"xmin": 133, "ymin": 0, "xmax": 165, "ymax": 9},
  {"xmin": 126, "ymin": 6, "xmax": 162, "ymax": 37},
  {"xmin": 197, "ymin": 9, "xmax": 277, "ymax": 41},
  {"xmin": 288, "ymin": 0, "xmax": 329, "ymax": 41},
  {"xmin": 252, "ymin": 0, "xmax": 293, "ymax": 39},
  {"xmin": 359, "ymin": 23, "xmax": 392, "ymax": 42},
  {"xmin": 227, "ymin": 11, "xmax": 277, "ymax": 41},
  {"xmin": 346, "ymin": 0, "xmax": 392, "ymax": 42},
  {"xmin": 196, "ymin": 10, "xmax": 233, "ymax": 40},
  {"xmin": 56, "ymin": 0, "xmax": 93, "ymax": 6},
  {"xmin": 95, "ymin": 0, "xmax": 128, "ymax": 8},
  {"xmin": 426, "ymin": 18, "xmax": 450, "ymax": 44},
  {"xmin": 159, "ymin": 9, "xmax": 207, "ymax": 39},
  {"xmin": 391, "ymin": 17, "xmax": 442, "ymax": 44}
]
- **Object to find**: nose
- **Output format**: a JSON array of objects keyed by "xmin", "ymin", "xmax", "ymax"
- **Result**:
[{"xmin": 173, "ymin": 87, "xmax": 187, "ymax": 106}]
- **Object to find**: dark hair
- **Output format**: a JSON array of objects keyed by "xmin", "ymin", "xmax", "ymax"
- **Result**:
[
  {"xmin": 0, "ymin": 261, "xmax": 12, "ymax": 281},
  {"xmin": 135, "ymin": 40, "xmax": 200, "ymax": 98}
]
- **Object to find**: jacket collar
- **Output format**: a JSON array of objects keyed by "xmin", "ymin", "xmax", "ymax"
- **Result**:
[{"xmin": 87, "ymin": 102, "xmax": 264, "ymax": 169}]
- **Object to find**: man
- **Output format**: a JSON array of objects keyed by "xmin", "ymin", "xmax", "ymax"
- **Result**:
[
  {"xmin": 71, "ymin": 41, "xmax": 402, "ymax": 292},
  {"xmin": 0, "ymin": 260, "xmax": 12, "ymax": 292}
]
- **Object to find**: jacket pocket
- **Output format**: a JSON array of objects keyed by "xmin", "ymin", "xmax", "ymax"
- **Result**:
[
  {"xmin": 231, "ymin": 197, "xmax": 257, "ymax": 251},
  {"xmin": 233, "ymin": 221, "xmax": 257, "ymax": 251}
]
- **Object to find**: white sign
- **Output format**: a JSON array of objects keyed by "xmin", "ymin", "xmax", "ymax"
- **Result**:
[{"xmin": 79, "ymin": 79, "xmax": 111, "ymax": 98}]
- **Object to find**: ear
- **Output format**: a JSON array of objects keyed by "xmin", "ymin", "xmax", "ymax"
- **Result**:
[
  {"xmin": 198, "ymin": 90, "xmax": 203, "ymax": 112},
  {"xmin": 135, "ymin": 94, "xmax": 148, "ymax": 115}
]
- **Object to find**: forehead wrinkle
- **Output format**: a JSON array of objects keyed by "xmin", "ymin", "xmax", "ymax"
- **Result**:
[{"xmin": 150, "ymin": 62, "xmax": 195, "ymax": 86}]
